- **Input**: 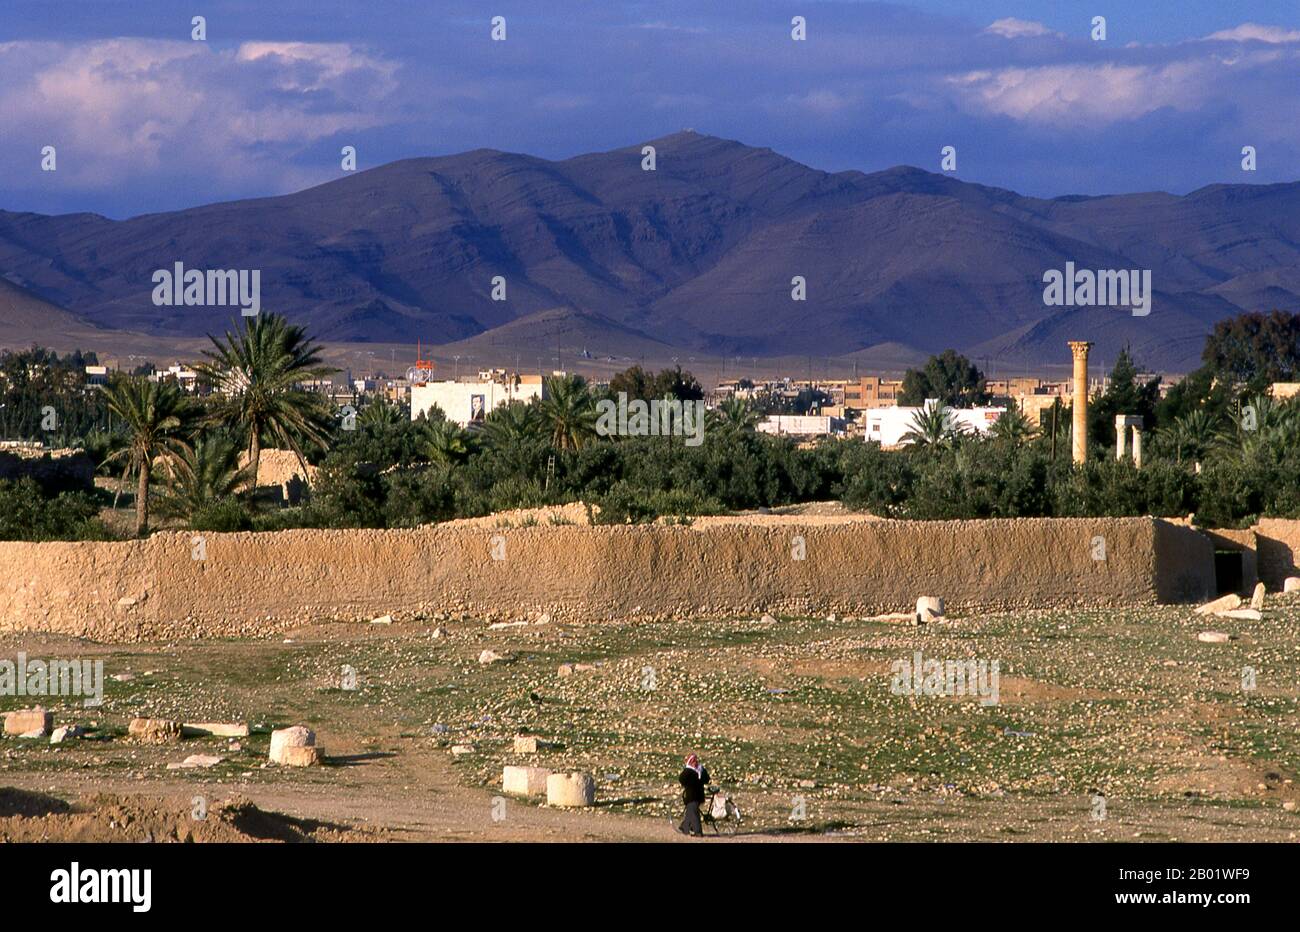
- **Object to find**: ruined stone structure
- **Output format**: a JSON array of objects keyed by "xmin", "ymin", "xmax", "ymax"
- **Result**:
[
  {"xmin": 1115, "ymin": 415, "xmax": 1144, "ymax": 468},
  {"xmin": 1068, "ymin": 341, "xmax": 1093, "ymax": 464},
  {"xmin": 0, "ymin": 518, "xmax": 1219, "ymax": 641}
]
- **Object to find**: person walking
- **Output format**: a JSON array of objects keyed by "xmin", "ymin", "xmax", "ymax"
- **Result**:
[{"xmin": 678, "ymin": 753, "xmax": 710, "ymax": 836}]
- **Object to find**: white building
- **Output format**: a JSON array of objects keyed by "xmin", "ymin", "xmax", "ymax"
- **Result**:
[
  {"xmin": 410, "ymin": 372, "xmax": 546, "ymax": 426},
  {"xmin": 757, "ymin": 414, "xmax": 846, "ymax": 437},
  {"xmin": 863, "ymin": 400, "xmax": 1006, "ymax": 448},
  {"xmin": 151, "ymin": 363, "xmax": 200, "ymax": 392}
]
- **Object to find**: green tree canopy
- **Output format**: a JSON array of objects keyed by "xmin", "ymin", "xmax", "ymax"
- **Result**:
[
  {"xmin": 609, "ymin": 365, "xmax": 703, "ymax": 402},
  {"xmin": 898, "ymin": 350, "xmax": 990, "ymax": 407},
  {"xmin": 1201, "ymin": 310, "xmax": 1300, "ymax": 392}
]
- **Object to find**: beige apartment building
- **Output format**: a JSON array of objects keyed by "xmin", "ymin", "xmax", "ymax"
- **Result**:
[{"xmin": 844, "ymin": 376, "xmax": 903, "ymax": 410}]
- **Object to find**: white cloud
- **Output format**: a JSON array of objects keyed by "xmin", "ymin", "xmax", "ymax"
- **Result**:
[
  {"xmin": 1203, "ymin": 23, "xmax": 1300, "ymax": 44},
  {"xmin": 984, "ymin": 18, "xmax": 1062, "ymax": 40},
  {"xmin": 943, "ymin": 39, "xmax": 1300, "ymax": 129},
  {"xmin": 0, "ymin": 39, "xmax": 400, "ymax": 191}
]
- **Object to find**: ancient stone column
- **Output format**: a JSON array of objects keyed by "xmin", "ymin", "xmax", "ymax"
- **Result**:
[
  {"xmin": 1068, "ymin": 341, "xmax": 1093, "ymax": 465},
  {"xmin": 1131, "ymin": 428, "xmax": 1143, "ymax": 469},
  {"xmin": 1115, "ymin": 415, "xmax": 1128, "ymax": 460}
]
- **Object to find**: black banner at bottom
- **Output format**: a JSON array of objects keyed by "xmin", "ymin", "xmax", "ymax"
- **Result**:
[{"xmin": 0, "ymin": 841, "xmax": 1283, "ymax": 918}]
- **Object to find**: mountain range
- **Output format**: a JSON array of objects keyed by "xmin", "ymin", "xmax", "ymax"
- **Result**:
[{"xmin": 3, "ymin": 131, "xmax": 1299, "ymax": 372}]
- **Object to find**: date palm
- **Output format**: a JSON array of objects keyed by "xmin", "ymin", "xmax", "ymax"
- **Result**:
[
  {"xmin": 901, "ymin": 402, "xmax": 966, "ymax": 449},
  {"xmin": 538, "ymin": 374, "xmax": 596, "ymax": 451},
  {"xmin": 198, "ymin": 313, "xmax": 335, "ymax": 486},
  {"xmin": 156, "ymin": 431, "xmax": 253, "ymax": 521},
  {"xmin": 1158, "ymin": 409, "xmax": 1219, "ymax": 468},
  {"xmin": 101, "ymin": 376, "xmax": 195, "ymax": 537},
  {"xmin": 420, "ymin": 417, "xmax": 471, "ymax": 466},
  {"xmin": 990, "ymin": 405, "xmax": 1037, "ymax": 447},
  {"xmin": 709, "ymin": 396, "xmax": 759, "ymax": 433},
  {"xmin": 357, "ymin": 395, "xmax": 406, "ymax": 431},
  {"xmin": 480, "ymin": 401, "xmax": 541, "ymax": 452}
]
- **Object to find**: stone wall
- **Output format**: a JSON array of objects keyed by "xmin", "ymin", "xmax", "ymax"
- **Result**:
[
  {"xmin": 0, "ymin": 448, "xmax": 95, "ymax": 492},
  {"xmin": 0, "ymin": 517, "xmax": 1216, "ymax": 642},
  {"xmin": 1254, "ymin": 518, "xmax": 1300, "ymax": 589}
]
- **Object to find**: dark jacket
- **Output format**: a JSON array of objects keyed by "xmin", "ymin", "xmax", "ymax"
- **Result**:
[{"xmin": 679, "ymin": 766, "xmax": 710, "ymax": 804}]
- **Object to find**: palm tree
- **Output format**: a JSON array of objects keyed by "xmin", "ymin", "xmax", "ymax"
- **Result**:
[
  {"xmin": 1159, "ymin": 409, "xmax": 1219, "ymax": 468},
  {"xmin": 357, "ymin": 395, "xmax": 405, "ymax": 431},
  {"xmin": 101, "ymin": 377, "xmax": 195, "ymax": 537},
  {"xmin": 420, "ymin": 417, "xmax": 471, "ymax": 466},
  {"xmin": 479, "ymin": 401, "xmax": 541, "ymax": 452},
  {"xmin": 990, "ymin": 404, "xmax": 1037, "ymax": 446},
  {"xmin": 1215, "ymin": 393, "xmax": 1300, "ymax": 464},
  {"xmin": 156, "ymin": 431, "xmax": 253, "ymax": 521},
  {"xmin": 538, "ymin": 374, "xmax": 596, "ymax": 451},
  {"xmin": 709, "ymin": 396, "xmax": 760, "ymax": 433},
  {"xmin": 197, "ymin": 314, "xmax": 335, "ymax": 486},
  {"xmin": 901, "ymin": 402, "xmax": 966, "ymax": 448}
]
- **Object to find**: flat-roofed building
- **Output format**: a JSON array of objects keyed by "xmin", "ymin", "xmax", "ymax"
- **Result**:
[
  {"xmin": 863, "ymin": 401, "xmax": 1006, "ymax": 448},
  {"xmin": 757, "ymin": 414, "xmax": 846, "ymax": 437},
  {"xmin": 844, "ymin": 376, "xmax": 903, "ymax": 410},
  {"xmin": 411, "ymin": 372, "xmax": 546, "ymax": 426}
]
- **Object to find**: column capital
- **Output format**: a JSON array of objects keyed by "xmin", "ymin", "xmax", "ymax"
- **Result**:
[{"xmin": 1067, "ymin": 340, "xmax": 1094, "ymax": 358}]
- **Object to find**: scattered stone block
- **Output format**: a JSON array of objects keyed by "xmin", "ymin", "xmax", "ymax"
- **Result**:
[
  {"xmin": 503, "ymin": 765, "xmax": 552, "ymax": 796},
  {"xmin": 167, "ymin": 754, "xmax": 224, "ymax": 770},
  {"xmin": 1197, "ymin": 631, "xmax": 1233, "ymax": 643},
  {"xmin": 370, "ymin": 614, "xmax": 393, "ymax": 625},
  {"xmin": 269, "ymin": 725, "xmax": 317, "ymax": 765},
  {"xmin": 276, "ymin": 746, "xmax": 322, "ymax": 766},
  {"xmin": 1250, "ymin": 582, "xmax": 1266, "ymax": 611},
  {"xmin": 488, "ymin": 620, "xmax": 528, "ymax": 630},
  {"xmin": 450, "ymin": 744, "xmax": 475, "ymax": 757},
  {"xmin": 760, "ymin": 614, "xmax": 777, "ymax": 625},
  {"xmin": 915, "ymin": 596, "xmax": 945, "ymax": 624},
  {"xmin": 546, "ymin": 771, "xmax": 596, "ymax": 807},
  {"xmin": 1285, "ymin": 577, "xmax": 1300, "ymax": 594},
  {"xmin": 4, "ymin": 708, "xmax": 52, "ymax": 737},
  {"xmin": 1218, "ymin": 608, "xmax": 1262, "ymax": 621},
  {"xmin": 1196, "ymin": 594, "xmax": 1241, "ymax": 615},
  {"xmin": 478, "ymin": 649, "xmax": 509, "ymax": 665},
  {"xmin": 557, "ymin": 663, "xmax": 575, "ymax": 677},
  {"xmin": 512, "ymin": 736, "xmax": 553, "ymax": 753},
  {"xmin": 50, "ymin": 724, "xmax": 85, "ymax": 744},
  {"xmin": 128, "ymin": 718, "xmax": 181, "ymax": 742},
  {"xmin": 182, "ymin": 722, "xmax": 250, "ymax": 738}
]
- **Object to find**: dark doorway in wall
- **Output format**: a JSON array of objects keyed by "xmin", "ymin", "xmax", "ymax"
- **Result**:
[{"xmin": 1214, "ymin": 550, "xmax": 1244, "ymax": 596}]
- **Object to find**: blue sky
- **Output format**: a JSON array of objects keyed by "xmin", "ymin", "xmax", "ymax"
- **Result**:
[{"xmin": 2, "ymin": 0, "xmax": 1298, "ymax": 217}]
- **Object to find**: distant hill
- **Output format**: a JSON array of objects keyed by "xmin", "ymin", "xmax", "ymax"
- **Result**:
[
  {"xmin": 0, "ymin": 277, "xmax": 98, "ymax": 346},
  {"xmin": 2, "ymin": 131, "xmax": 1298, "ymax": 371}
]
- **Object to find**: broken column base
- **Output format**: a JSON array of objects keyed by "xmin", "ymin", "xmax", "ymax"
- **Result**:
[{"xmin": 546, "ymin": 772, "xmax": 596, "ymax": 807}]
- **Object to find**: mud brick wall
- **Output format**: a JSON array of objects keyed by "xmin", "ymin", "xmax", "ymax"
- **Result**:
[
  {"xmin": 0, "ymin": 517, "xmax": 1216, "ymax": 642},
  {"xmin": 1254, "ymin": 518, "xmax": 1300, "ymax": 590}
]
